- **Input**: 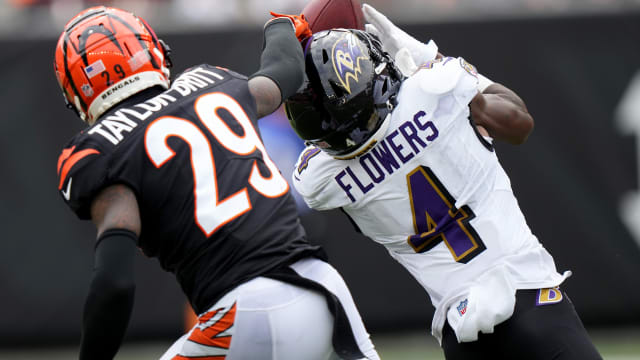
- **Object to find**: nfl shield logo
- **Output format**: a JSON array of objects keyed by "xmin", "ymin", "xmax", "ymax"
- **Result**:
[
  {"xmin": 457, "ymin": 299, "xmax": 468, "ymax": 316},
  {"xmin": 81, "ymin": 84, "xmax": 94, "ymax": 97}
]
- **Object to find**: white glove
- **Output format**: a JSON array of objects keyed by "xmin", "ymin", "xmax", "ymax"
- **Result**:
[
  {"xmin": 362, "ymin": 4, "xmax": 438, "ymax": 67},
  {"xmin": 394, "ymin": 47, "xmax": 419, "ymax": 77}
]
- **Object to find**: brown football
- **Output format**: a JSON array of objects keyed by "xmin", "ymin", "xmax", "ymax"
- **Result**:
[{"xmin": 302, "ymin": 0, "xmax": 365, "ymax": 33}]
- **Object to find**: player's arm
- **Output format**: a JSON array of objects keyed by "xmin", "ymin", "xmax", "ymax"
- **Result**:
[
  {"xmin": 79, "ymin": 184, "xmax": 140, "ymax": 360},
  {"xmin": 248, "ymin": 17, "xmax": 306, "ymax": 118},
  {"xmin": 363, "ymin": 4, "xmax": 439, "ymax": 75},
  {"xmin": 363, "ymin": 4, "xmax": 533, "ymax": 144},
  {"xmin": 469, "ymin": 83, "xmax": 534, "ymax": 145}
]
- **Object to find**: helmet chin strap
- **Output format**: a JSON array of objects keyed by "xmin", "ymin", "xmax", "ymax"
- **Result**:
[
  {"xmin": 374, "ymin": 99, "xmax": 394, "ymax": 114},
  {"xmin": 374, "ymin": 62, "xmax": 387, "ymax": 75},
  {"xmin": 158, "ymin": 39, "xmax": 173, "ymax": 68},
  {"xmin": 333, "ymin": 113, "xmax": 393, "ymax": 160},
  {"xmin": 63, "ymin": 92, "xmax": 82, "ymax": 119}
]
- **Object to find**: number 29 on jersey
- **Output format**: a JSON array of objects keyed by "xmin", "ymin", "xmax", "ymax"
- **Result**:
[{"xmin": 145, "ymin": 92, "xmax": 288, "ymax": 236}]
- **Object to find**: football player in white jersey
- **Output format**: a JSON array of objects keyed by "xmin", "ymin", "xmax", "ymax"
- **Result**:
[{"xmin": 283, "ymin": 4, "xmax": 602, "ymax": 359}]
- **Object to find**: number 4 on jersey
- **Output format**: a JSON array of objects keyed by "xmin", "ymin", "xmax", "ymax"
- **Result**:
[{"xmin": 406, "ymin": 166, "xmax": 486, "ymax": 263}]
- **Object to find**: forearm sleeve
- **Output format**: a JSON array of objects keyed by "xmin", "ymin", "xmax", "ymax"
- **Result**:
[
  {"xmin": 79, "ymin": 229, "xmax": 137, "ymax": 360},
  {"xmin": 250, "ymin": 18, "xmax": 305, "ymax": 101}
]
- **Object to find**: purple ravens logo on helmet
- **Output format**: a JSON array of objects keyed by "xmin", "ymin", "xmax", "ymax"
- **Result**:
[{"xmin": 331, "ymin": 33, "xmax": 368, "ymax": 94}]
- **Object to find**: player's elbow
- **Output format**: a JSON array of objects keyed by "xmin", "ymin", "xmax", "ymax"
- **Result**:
[
  {"xmin": 508, "ymin": 109, "xmax": 534, "ymax": 145},
  {"xmin": 253, "ymin": 18, "xmax": 305, "ymax": 102},
  {"xmin": 93, "ymin": 270, "xmax": 136, "ymax": 300}
]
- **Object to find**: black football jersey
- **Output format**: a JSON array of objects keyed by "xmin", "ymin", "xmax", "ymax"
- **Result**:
[{"xmin": 56, "ymin": 64, "xmax": 323, "ymax": 313}]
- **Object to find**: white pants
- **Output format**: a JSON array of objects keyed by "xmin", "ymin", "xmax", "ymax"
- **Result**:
[{"xmin": 160, "ymin": 258, "xmax": 379, "ymax": 360}]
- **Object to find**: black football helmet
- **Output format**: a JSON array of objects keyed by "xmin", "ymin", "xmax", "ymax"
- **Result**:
[{"xmin": 285, "ymin": 29, "xmax": 403, "ymax": 158}]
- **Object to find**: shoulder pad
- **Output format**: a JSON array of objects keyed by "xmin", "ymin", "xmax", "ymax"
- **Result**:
[
  {"xmin": 412, "ymin": 57, "xmax": 479, "ymax": 95},
  {"xmin": 294, "ymin": 147, "xmax": 322, "ymax": 177}
]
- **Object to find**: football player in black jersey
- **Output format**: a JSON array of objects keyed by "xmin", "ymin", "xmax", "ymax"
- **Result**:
[{"xmin": 54, "ymin": 6, "xmax": 379, "ymax": 360}]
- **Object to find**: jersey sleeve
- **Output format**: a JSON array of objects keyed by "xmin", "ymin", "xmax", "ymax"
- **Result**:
[
  {"xmin": 56, "ymin": 135, "xmax": 109, "ymax": 220},
  {"xmin": 291, "ymin": 146, "xmax": 349, "ymax": 211},
  {"xmin": 413, "ymin": 56, "xmax": 479, "ymax": 111}
]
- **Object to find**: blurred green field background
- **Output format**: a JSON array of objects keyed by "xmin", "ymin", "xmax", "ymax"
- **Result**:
[{"xmin": 2, "ymin": 328, "xmax": 638, "ymax": 359}]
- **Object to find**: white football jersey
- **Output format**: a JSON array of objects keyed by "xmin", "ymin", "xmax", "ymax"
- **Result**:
[{"xmin": 292, "ymin": 57, "xmax": 568, "ymax": 340}]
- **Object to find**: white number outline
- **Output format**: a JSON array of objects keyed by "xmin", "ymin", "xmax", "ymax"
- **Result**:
[{"xmin": 145, "ymin": 92, "xmax": 288, "ymax": 236}]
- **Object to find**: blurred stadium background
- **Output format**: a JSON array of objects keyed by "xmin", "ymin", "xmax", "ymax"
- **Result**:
[{"xmin": 1, "ymin": 0, "xmax": 640, "ymax": 358}]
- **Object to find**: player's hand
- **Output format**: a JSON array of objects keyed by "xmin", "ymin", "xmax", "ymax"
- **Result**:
[
  {"xmin": 394, "ymin": 47, "xmax": 419, "ymax": 77},
  {"xmin": 269, "ymin": 11, "xmax": 312, "ymax": 42},
  {"xmin": 362, "ymin": 4, "xmax": 438, "ymax": 68}
]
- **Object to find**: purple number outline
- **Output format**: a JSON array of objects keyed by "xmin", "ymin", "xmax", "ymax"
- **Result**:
[{"xmin": 406, "ymin": 166, "xmax": 486, "ymax": 263}]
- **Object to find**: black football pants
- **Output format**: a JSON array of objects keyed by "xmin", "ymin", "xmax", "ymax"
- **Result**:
[{"xmin": 441, "ymin": 289, "xmax": 603, "ymax": 360}]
